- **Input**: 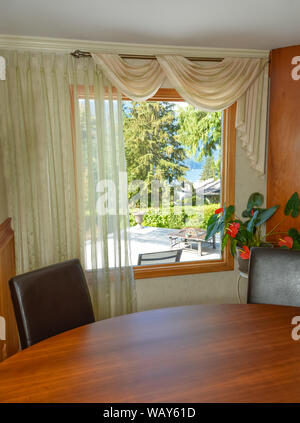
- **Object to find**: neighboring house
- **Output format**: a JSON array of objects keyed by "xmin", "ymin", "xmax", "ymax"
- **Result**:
[{"xmin": 177, "ymin": 178, "xmax": 220, "ymax": 203}]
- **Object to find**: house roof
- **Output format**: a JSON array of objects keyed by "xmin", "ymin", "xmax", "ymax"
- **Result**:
[{"xmin": 194, "ymin": 178, "xmax": 220, "ymax": 196}]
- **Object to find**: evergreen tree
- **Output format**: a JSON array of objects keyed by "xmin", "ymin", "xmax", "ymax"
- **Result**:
[
  {"xmin": 201, "ymin": 156, "xmax": 221, "ymax": 180},
  {"xmin": 176, "ymin": 105, "xmax": 222, "ymax": 161},
  {"xmin": 123, "ymin": 101, "xmax": 187, "ymax": 188}
]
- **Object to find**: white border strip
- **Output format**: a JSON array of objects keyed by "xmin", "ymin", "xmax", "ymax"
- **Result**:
[
  {"xmin": 0, "ymin": 34, "xmax": 269, "ymax": 58},
  {"xmin": 0, "ymin": 56, "xmax": 5, "ymax": 80}
]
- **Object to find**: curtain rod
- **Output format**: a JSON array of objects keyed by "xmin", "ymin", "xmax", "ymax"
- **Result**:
[{"xmin": 70, "ymin": 49, "xmax": 223, "ymax": 62}]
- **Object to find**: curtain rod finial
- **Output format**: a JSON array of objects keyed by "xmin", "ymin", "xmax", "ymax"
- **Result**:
[{"xmin": 71, "ymin": 50, "xmax": 92, "ymax": 58}]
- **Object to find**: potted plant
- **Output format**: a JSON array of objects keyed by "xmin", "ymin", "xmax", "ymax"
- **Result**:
[
  {"xmin": 271, "ymin": 192, "xmax": 300, "ymax": 252},
  {"xmin": 133, "ymin": 211, "xmax": 145, "ymax": 229},
  {"xmin": 205, "ymin": 192, "xmax": 300, "ymax": 274}
]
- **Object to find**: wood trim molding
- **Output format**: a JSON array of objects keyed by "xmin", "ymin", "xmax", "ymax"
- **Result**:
[
  {"xmin": 133, "ymin": 259, "xmax": 234, "ymax": 279},
  {"xmin": 141, "ymin": 88, "xmax": 183, "ymax": 102},
  {"xmin": 0, "ymin": 218, "xmax": 19, "ymax": 361},
  {"xmin": 75, "ymin": 86, "xmax": 183, "ymax": 102},
  {"xmin": 0, "ymin": 34, "xmax": 269, "ymax": 58},
  {"xmin": 134, "ymin": 102, "xmax": 236, "ymax": 279}
]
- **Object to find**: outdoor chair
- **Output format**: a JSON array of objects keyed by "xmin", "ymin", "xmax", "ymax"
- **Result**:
[{"xmin": 137, "ymin": 249, "xmax": 182, "ymax": 265}]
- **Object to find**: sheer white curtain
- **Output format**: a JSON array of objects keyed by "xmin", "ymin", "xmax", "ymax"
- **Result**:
[
  {"xmin": 92, "ymin": 53, "xmax": 269, "ymax": 174},
  {"xmin": 72, "ymin": 60, "xmax": 136, "ymax": 319},
  {"xmin": 0, "ymin": 51, "xmax": 136, "ymax": 320}
]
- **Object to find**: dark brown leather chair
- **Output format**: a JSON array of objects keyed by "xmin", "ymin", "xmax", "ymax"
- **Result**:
[
  {"xmin": 248, "ymin": 247, "xmax": 300, "ymax": 306},
  {"xmin": 9, "ymin": 259, "xmax": 95, "ymax": 349}
]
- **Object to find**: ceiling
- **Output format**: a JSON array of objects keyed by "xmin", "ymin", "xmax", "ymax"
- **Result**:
[{"xmin": 1, "ymin": 0, "xmax": 300, "ymax": 50}]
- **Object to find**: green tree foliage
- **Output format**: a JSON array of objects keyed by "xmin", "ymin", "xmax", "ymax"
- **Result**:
[
  {"xmin": 123, "ymin": 102, "xmax": 187, "ymax": 188},
  {"xmin": 176, "ymin": 106, "xmax": 222, "ymax": 161},
  {"xmin": 201, "ymin": 156, "xmax": 221, "ymax": 180}
]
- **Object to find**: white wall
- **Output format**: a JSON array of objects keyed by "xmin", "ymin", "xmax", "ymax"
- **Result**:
[{"xmin": 135, "ymin": 140, "xmax": 266, "ymax": 311}]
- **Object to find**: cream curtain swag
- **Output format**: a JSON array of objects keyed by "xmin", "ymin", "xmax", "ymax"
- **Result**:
[
  {"xmin": 92, "ymin": 53, "xmax": 165, "ymax": 102},
  {"xmin": 92, "ymin": 53, "xmax": 269, "ymax": 174}
]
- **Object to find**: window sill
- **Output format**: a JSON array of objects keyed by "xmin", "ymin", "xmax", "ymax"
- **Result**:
[{"xmin": 133, "ymin": 254, "xmax": 234, "ymax": 279}]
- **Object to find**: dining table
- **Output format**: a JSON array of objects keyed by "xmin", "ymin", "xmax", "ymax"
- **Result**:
[{"xmin": 0, "ymin": 304, "xmax": 300, "ymax": 403}]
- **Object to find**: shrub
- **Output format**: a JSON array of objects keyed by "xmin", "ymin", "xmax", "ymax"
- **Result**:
[
  {"xmin": 129, "ymin": 213, "xmax": 136, "ymax": 227},
  {"xmin": 129, "ymin": 203, "xmax": 219, "ymax": 230},
  {"xmin": 143, "ymin": 209, "xmax": 186, "ymax": 229}
]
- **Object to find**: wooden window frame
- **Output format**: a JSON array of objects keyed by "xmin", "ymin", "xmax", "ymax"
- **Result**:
[
  {"xmin": 71, "ymin": 87, "xmax": 236, "ymax": 279},
  {"xmin": 134, "ymin": 98, "xmax": 236, "ymax": 279}
]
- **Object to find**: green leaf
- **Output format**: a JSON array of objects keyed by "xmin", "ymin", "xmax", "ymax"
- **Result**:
[
  {"xmin": 222, "ymin": 233, "xmax": 229, "ymax": 251},
  {"xmin": 288, "ymin": 227, "xmax": 300, "ymax": 241},
  {"xmin": 242, "ymin": 209, "xmax": 252, "ymax": 218},
  {"xmin": 230, "ymin": 238, "xmax": 238, "ymax": 256},
  {"xmin": 247, "ymin": 210, "xmax": 259, "ymax": 233},
  {"xmin": 219, "ymin": 210, "xmax": 226, "ymax": 239},
  {"xmin": 205, "ymin": 214, "xmax": 219, "ymax": 240},
  {"xmin": 255, "ymin": 206, "xmax": 279, "ymax": 226},
  {"xmin": 242, "ymin": 207, "xmax": 263, "ymax": 218},
  {"xmin": 247, "ymin": 192, "xmax": 264, "ymax": 210},
  {"xmin": 292, "ymin": 240, "xmax": 300, "ymax": 250},
  {"xmin": 206, "ymin": 220, "xmax": 222, "ymax": 240},
  {"xmin": 205, "ymin": 204, "xmax": 234, "ymax": 241},
  {"xmin": 206, "ymin": 214, "xmax": 218, "ymax": 227},
  {"xmin": 206, "ymin": 220, "xmax": 218, "ymax": 239},
  {"xmin": 284, "ymin": 192, "xmax": 300, "ymax": 218},
  {"xmin": 225, "ymin": 205, "xmax": 235, "ymax": 221}
]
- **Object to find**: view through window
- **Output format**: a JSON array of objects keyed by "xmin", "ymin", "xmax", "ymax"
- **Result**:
[
  {"xmin": 78, "ymin": 93, "xmax": 223, "ymax": 269},
  {"xmin": 123, "ymin": 99, "xmax": 222, "ymax": 266}
]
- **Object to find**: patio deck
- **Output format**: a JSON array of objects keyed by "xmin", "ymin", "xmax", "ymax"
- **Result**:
[
  {"xmin": 129, "ymin": 225, "xmax": 221, "ymax": 265},
  {"xmin": 85, "ymin": 226, "xmax": 221, "ymax": 269}
]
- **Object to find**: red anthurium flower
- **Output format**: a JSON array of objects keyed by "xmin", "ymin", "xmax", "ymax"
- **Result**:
[
  {"xmin": 227, "ymin": 222, "xmax": 240, "ymax": 238},
  {"xmin": 240, "ymin": 246, "xmax": 250, "ymax": 260},
  {"xmin": 214, "ymin": 207, "xmax": 224, "ymax": 215},
  {"xmin": 278, "ymin": 236, "xmax": 293, "ymax": 249}
]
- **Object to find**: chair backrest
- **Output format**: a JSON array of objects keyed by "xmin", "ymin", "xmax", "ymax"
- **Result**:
[
  {"xmin": 248, "ymin": 247, "xmax": 300, "ymax": 306},
  {"xmin": 137, "ymin": 249, "xmax": 182, "ymax": 266},
  {"xmin": 9, "ymin": 259, "xmax": 95, "ymax": 349}
]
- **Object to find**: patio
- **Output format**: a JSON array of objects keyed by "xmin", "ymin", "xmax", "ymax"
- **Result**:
[
  {"xmin": 85, "ymin": 226, "xmax": 221, "ymax": 269},
  {"xmin": 129, "ymin": 225, "xmax": 221, "ymax": 265}
]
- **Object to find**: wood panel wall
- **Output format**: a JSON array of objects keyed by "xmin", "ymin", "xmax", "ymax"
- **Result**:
[
  {"xmin": 0, "ymin": 218, "xmax": 19, "ymax": 361},
  {"xmin": 267, "ymin": 45, "xmax": 300, "ymax": 239}
]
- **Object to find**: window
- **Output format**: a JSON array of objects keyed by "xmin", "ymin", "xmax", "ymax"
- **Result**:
[
  {"xmin": 74, "ymin": 87, "xmax": 236, "ymax": 279},
  {"xmin": 123, "ymin": 89, "xmax": 236, "ymax": 278}
]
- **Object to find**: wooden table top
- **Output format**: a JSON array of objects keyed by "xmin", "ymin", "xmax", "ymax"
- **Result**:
[{"xmin": 1, "ymin": 304, "xmax": 300, "ymax": 403}]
